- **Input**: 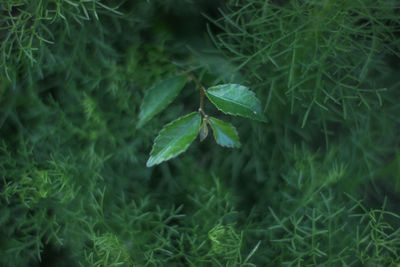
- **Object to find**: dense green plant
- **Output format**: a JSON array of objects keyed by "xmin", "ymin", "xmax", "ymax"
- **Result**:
[
  {"xmin": 207, "ymin": 0, "xmax": 400, "ymax": 128},
  {"xmin": 205, "ymin": 0, "xmax": 400, "ymax": 265},
  {"xmin": 1, "ymin": 0, "xmax": 400, "ymax": 266}
]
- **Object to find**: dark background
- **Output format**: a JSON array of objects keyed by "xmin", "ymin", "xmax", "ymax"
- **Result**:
[{"xmin": 1, "ymin": 0, "xmax": 400, "ymax": 266}]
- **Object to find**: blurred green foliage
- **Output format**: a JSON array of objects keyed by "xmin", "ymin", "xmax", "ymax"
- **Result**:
[{"xmin": 1, "ymin": 0, "xmax": 400, "ymax": 266}]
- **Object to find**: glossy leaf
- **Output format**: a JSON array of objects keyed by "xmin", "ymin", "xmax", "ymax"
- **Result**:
[
  {"xmin": 199, "ymin": 119, "xmax": 209, "ymax": 142},
  {"xmin": 147, "ymin": 112, "xmax": 201, "ymax": 167},
  {"xmin": 137, "ymin": 75, "xmax": 187, "ymax": 128},
  {"xmin": 208, "ymin": 117, "xmax": 241, "ymax": 148},
  {"xmin": 205, "ymin": 84, "xmax": 267, "ymax": 122}
]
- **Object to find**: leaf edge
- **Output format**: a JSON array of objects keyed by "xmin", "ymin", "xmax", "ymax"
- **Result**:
[
  {"xmin": 206, "ymin": 84, "xmax": 268, "ymax": 123},
  {"xmin": 208, "ymin": 116, "xmax": 241, "ymax": 148},
  {"xmin": 146, "ymin": 111, "xmax": 201, "ymax": 167},
  {"xmin": 137, "ymin": 74, "xmax": 187, "ymax": 128}
]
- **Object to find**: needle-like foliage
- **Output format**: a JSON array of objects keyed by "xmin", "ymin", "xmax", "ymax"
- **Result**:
[{"xmin": 1, "ymin": 0, "xmax": 400, "ymax": 266}]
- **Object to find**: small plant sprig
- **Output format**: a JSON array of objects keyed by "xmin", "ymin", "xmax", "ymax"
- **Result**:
[{"xmin": 137, "ymin": 72, "xmax": 267, "ymax": 167}]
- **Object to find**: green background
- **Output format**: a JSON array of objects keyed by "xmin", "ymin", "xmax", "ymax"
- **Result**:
[{"xmin": 1, "ymin": 0, "xmax": 400, "ymax": 266}]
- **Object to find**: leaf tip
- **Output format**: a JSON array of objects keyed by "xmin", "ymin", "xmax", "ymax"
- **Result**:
[
  {"xmin": 146, "ymin": 157, "xmax": 156, "ymax": 167},
  {"xmin": 145, "ymin": 112, "xmax": 201, "ymax": 167},
  {"xmin": 218, "ymin": 139, "xmax": 241, "ymax": 149}
]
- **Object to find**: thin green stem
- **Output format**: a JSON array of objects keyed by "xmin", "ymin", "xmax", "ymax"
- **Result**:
[
  {"xmin": 188, "ymin": 73, "xmax": 207, "ymax": 116},
  {"xmin": 199, "ymin": 86, "xmax": 205, "ymax": 111}
]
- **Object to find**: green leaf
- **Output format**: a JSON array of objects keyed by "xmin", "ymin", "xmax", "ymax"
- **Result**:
[
  {"xmin": 208, "ymin": 117, "xmax": 241, "ymax": 148},
  {"xmin": 205, "ymin": 84, "xmax": 267, "ymax": 122},
  {"xmin": 147, "ymin": 112, "xmax": 201, "ymax": 167},
  {"xmin": 137, "ymin": 75, "xmax": 187, "ymax": 128},
  {"xmin": 199, "ymin": 119, "xmax": 209, "ymax": 142}
]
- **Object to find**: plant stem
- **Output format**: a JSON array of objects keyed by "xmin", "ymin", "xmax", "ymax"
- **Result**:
[
  {"xmin": 199, "ymin": 86, "xmax": 205, "ymax": 111},
  {"xmin": 188, "ymin": 73, "xmax": 207, "ymax": 116}
]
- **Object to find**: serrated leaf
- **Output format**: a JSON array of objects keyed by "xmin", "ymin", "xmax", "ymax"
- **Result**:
[
  {"xmin": 208, "ymin": 117, "xmax": 241, "ymax": 148},
  {"xmin": 199, "ymin": 119, "xmax": 209, "ymax": 142},
  {"xmin": 137, "ymin": 75, "xmax": 187, "ymax": 128},
  {"xmin": 147, "ymin": 112, "xmax": 201, "ymax": 167},
  {"xmin": 205, "ymin": 84, "xmax": 267, "ymax": 122}
]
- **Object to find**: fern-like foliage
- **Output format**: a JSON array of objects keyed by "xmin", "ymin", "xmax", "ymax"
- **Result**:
[{"xmin": 207, "ymin": 0, "xmax": 400, "ymax": 126}]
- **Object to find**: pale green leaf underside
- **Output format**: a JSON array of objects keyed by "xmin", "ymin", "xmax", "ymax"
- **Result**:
[
  {"xmin": 208, "ymin": 116, "xmax": 241, "ymax": 148},
  {"xmin": 138, "ymin": 75, "xmax": 187, "ymax": 128},
  {"xmin": 206, "ymin": 84, "xmax": 267, "ymax": 122},
  {"xmin": 147, "ymin": 112, "xmax": 201, "ymax": 167},
  {"xmin": 199, "ymin": 119, "xmax": 209, "ymax": 142}
]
